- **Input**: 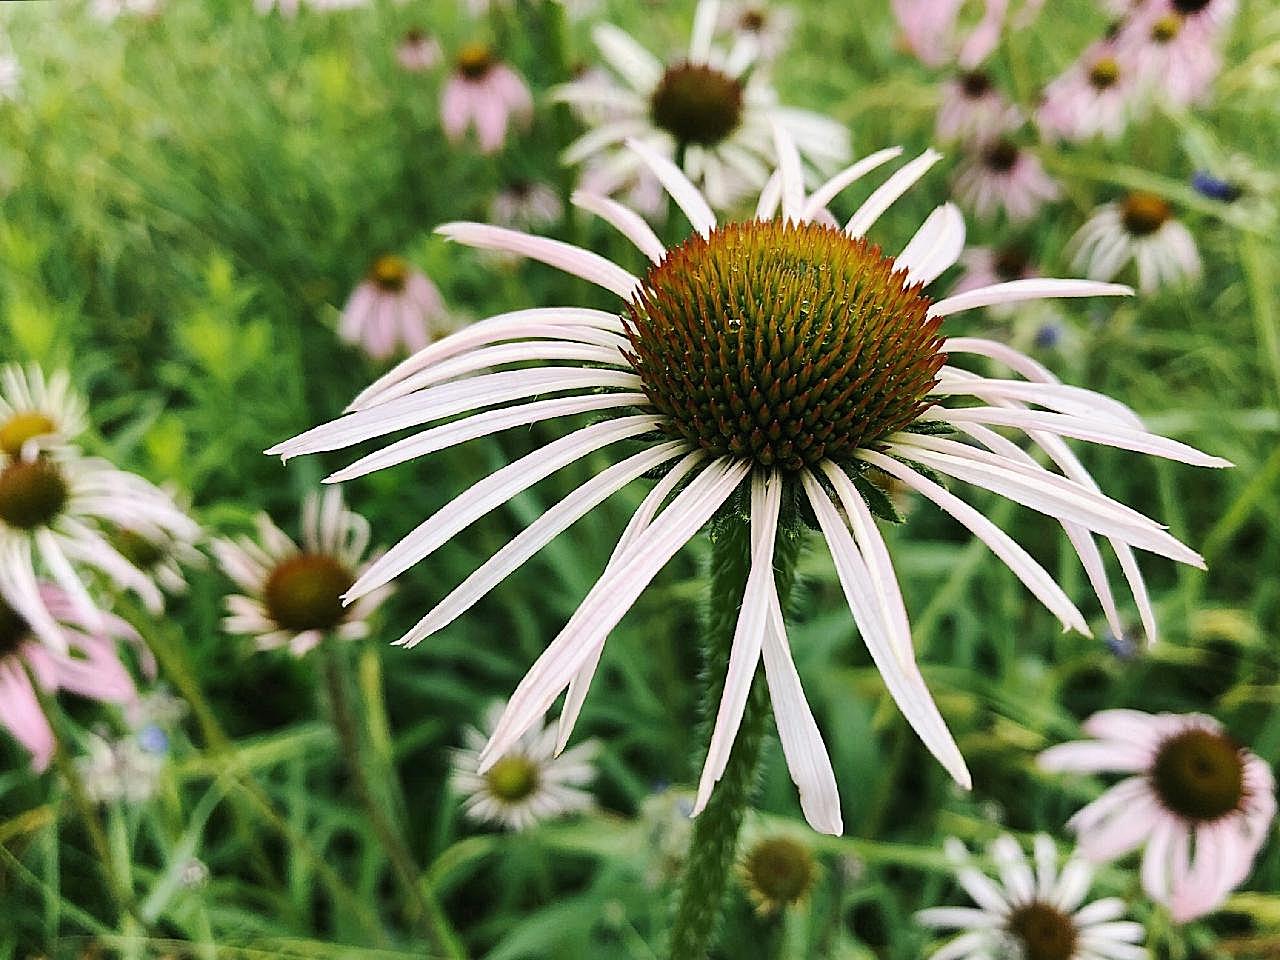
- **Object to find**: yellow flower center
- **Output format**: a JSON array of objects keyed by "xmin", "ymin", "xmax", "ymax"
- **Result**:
[
  {"xmin": 741, "ymin": 836, "xmax": 815, "ymax": 914},
  {"xmin": 484, "ymin": 755, "xmax": 541, "ymax": 802},
  {"xmin": 370, "ymin": 254, "xmax": 411, "ymax": 292},
  {"xmin": 0, "ymin": 412, "xmax": 58, "ymax": 458},
  {"xmin": 1088, "ymin": 57, "xmax": 1121, "ymax": 90},
  {"xmin": 1120, "ymin": 192, "xmax": 1172, "ymax": 236},
  {"xmin": 1152, "ymin": 14, "xmax": 1183, "ymax": 43},
  {"xmin": 456, "ymin": 42, "xmax": 494, "ymax": 79}
]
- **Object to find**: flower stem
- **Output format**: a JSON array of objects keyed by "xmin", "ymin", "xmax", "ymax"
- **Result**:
[
  {"xmin": 668, "ymin": 512, "xmax": 802, "ymax": 960},
  {"xmin": 26, "ymin": 665, "xmax": 142, "ymax": 929},
  {"xmin": 321, "ymin": 639, "xmax": 467, "ymax": 959}
]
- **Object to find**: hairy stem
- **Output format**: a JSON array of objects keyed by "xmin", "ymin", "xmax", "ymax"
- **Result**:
[
  {"xmin": 668, "ymin": 512, "xmax": 802, "ymax": 960},
  {"xmin": 321, "ymin": 640, "xmax": 466, "ymax": 959}
]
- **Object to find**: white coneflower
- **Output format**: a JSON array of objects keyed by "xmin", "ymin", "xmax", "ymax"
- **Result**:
[
  {"xmin": 396, "ymin": 29, "xmax": 442, "ymax": 73},
  {"xmin": 953, "ymin": 139, "xmax": 1061, "ymax": 223},
  {"xmin": 1037, "ymin": 42, "xmax": 1141, "ymax": 142},
  {"xmin": 1040, "ymin": 710, "xmax": 1276, "ymax": 922},
  {"xmin": 213, "ymin": 487, "xmax": 390, "ymax": 657},
  {"xmin": 440, "ymin": 43, "xmax": 533, "ymax": 155},
  {"xmin": 451, "ymin": 703, "xmax": 597, "ymax": 831},
  {"xmin": 0, "ymin": 448, "xmax": 197, "ymax": 652},
  {"xmin": 0, "ymin": 365, "xmax": 88, "ymax": 459},
  {"xmin": 552, "ymin": 0, "xmax": 850, "ymax": 211},
  {"xmin": 918, "ymin": 834, "xmax": 1148, "ymax": 960},
  {"xmin": 489, "ymin": 181, "xmax": 564, "ymax": 232},
  {"xmin": 112, "ymin": 514, "xmax": 205, "ymax": 604},
  {"xmin": 340, "ymin": 255, "xmax": 451, "ymax": 361},
  {"xmin": 1068, "ymin": 193, "xmax": 1201, "ymax": 293},
  {"xmin": 270, "ymin": 128, "xmax": 1225, "ymax": 835},
  {"xmin": 0, "ymin": 588, "xmax": 139, "ymax": 771},
  {"xmin": 936, "ymin": 70, "xmax": 1022, "ymax": 145},
  {"xmin": 715, "ymin": 3, "xmax": 797, "ymax": 62}
]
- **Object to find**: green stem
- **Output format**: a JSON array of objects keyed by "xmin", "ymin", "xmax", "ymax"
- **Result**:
[
  {"xmin": 27, "ymin": 665, "xmax": 142, "ymax": 929},
  {"xmin": 668, "ymin": 513, "xmax": 802, "ymax": 960},
  {"xmin": 321, "ymin": 640, "xmax": 467, "ymax": 959}
]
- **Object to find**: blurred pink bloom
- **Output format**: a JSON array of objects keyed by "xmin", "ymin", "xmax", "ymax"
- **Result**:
[
  {"xmin": 1041, "ymin": 710, "xmax": 1276, "ymax": 922},
  {"xmin": 1037, "ymin": 41, "xmax": 1142, "ymax": 141},
  {"xmin": 0, "ymin": 587, "xmax": 139, "ymax": 771},
  {"xmin": 489, "ymin": 182, "xmax": 564, "ymax": 232},
  {"xmin": 952, "ymin": 140, "xmax": 1060, "ymax": 222},
  {"xmin": 396, "ymin": 30, "xmax": 441, "ymax": 73},
  {"xmin": 441, "ymin": 45, "xmax": 533, "ymax": 154},
  {"xmin": 1116, "ymin": 8, "xmax": 1223, "ymax": 107},
  {"xmin": 935, "ymin": 70, "xmax": 1022, "ymax": 144},
  {"xmin": 340, "ymin": 255, "xmax": 451, "ymax": 361},
  {"xmin": 893, "ymin": 0, "xmax": 1008, "ymax": 69},
  {"xmin": 952, "ymin": 243, "xmax": 1039, "ymax": 315}
]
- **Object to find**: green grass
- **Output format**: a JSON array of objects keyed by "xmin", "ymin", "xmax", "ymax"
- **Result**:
[{"xmin": 1, "ymin": 0, "xmax": 1279, "ymax": 957}]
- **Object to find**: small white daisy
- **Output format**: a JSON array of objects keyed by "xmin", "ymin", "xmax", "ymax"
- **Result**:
[
  {"xmin": 0, "ymin": 448, "xmax": 198, "ymax": 652},
  {"xmin": 451, "ymin": 703, "xmax": 597, "ymax": 831},
  {"xmin": 0, "ymin": 365, "xmax": 88, "ymax": 459},
  {"xmin": 936, "ymin": 70, "xmax": 1023, "ymax": 145},
  {"xmin": 952, "ymin": 139, "xmax": 1061, "ymax": 223},
  {"xmin": 340, "ymin": 255, "xmax": 451, "ymax": 361},
  {"xmin": 271, "ymin": 127, "xmax": 1225, "ymax": 835},
  {"xmin": 440, "ymin": 44, "xmax": 533, "ymax": 155},
  {"xmin": 78, "ymin": 728, "xmax": 166, "ymax": 805},
  {"xmin": 552, "ymin": 0, "xmax": 850, "ymax": 211},
  {"xmin": 1068, "ymin": 193, "xmax": 1201, "ymax": 293},
  {"xmin": 918, "ymin": 834, "xmax": 1148, "ymax": 960},
  {"xmin": 715, "ymin": 3, "xmax": 798, "ymax": 62},
  {"xmin": 1037, "ymin": 41, "xmax": 1142, "ymax": 142},
  {"xmin": 213, "ymin": 487, "xmax": 390, "ymax": 657},
  {"xmin": 1040, "ymin": 710, "xmax": 1276, "ymax": 922}
]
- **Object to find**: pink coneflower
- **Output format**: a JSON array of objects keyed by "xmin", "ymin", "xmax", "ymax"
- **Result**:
[
  {"xmin": 918, "ymin": 834, "xmax": 1147, "ymax": 960},
  {"xmin": 451, "ymin": 702, "xmax": 597, "ymax": 830},
  {"xmin": 715, "ymin": 3, "xmax": 797, "ymax": 62},
  {"xmin": 953, "ymin": 139, "xmax": 1061, "ymax": 222},
  {"xmin": 552, "ymin": 0, "xmax": 850, "ymax": 211},
  {"xmin": 0, "ymin": 588, "xmax": 138, "ymax": 771},
  {"xmin": 396, "ymin": 29, "xmax": 441, "ymax": 73},
  {"xmin": 270, "ymin": 128, "xmax": 1225, "ymax": 833},
  {"xmin": 1117, "ymin": 8, "xmax": 1222, "ymax": 107},
  {"xmin": 0, "ymin": 447, "xmax": 198, "ymax": 652},
  {"xmin": 440, "ymin": 43, "xmax": 533, "ymax": 155},
  {"xmin": 936, "ymin": 70, "xmax": 1022, "ymax": 144},
  {"xmin": 893, "ymin": 0, "xmax": 1009, "ymax": 69},
  {"xmin": 1037, "ymin": 42, "xmax": 1140, "ymax": 142},
  {"xmin": 952, "ymin": 242, "xmax": 1039, "ymax": 316},
  {"xmin": 213, "ymin": 488, "xmax": 391, "ymax": 657},
  {"xmin": 1040, "ymin": 710, "xmax": 1276, "ymax": 921},
  {"xmin": 0, "ymin": 365, "xmax": 87, "ymax": 459},
  {"xmin": 340, "ymin": 255, "xmax": 451, "ymax": 361},
  {"xmin": 489, "ymin": 181, "xmax": 564, "ymax": 232},
  {"xmin": 1069, "ymin": 193, "xmax": 1201, "ymax": 293}
]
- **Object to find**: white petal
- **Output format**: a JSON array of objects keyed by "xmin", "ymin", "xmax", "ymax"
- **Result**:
[
  {"xmin": 896, "ymin": 203, "xmax": 966, "ymax": 287},
  {"xmin": 437, "ymin": 222, "xmax": 640, "ymax": 300},
  {"xmin": 801, "ymin": 147, "xmax": 904, "ymax": 221},
  {"xmin": 626, "ymin": 137, "xmax": 717, "ymax": 238},
  {"xmin": 344, "ymin": 414, "xmax": 661, "ymax": 602},
  {"xmin": 845, "ymin": 149, "xmax": 942, "ymax": 238},
  {"xmin": 928, "ymin": 278, "xmax": 1132, "ymax": 318},
  {"xmin": 591, "ymin": 23, "xmax": 662, "ymax": 91},
  {"xmin": 572, "ymin": 191, "xmax": 667, "ymax": 264},
  {"xmin": 771, "ymin": 120, "xmax": 804, "ymax": 223}
]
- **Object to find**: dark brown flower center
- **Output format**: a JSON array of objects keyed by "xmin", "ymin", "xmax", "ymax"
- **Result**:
[
  {"xmin": 960, "ymin": 70, "xmax": 992, "ymax": 98},
  {"xmin": 484, "ymin": 755, "xmax": 540, "ymax": 802},
  {"xmin": 0, "ymin": 412, "xmax": 58, "ymax": 458},
  {"xmin": 456, "ymin": 42, "xmax": 494, "ymax": 79},
  {"xmin": 0, "ymin": 458, "xmax": 69, "ymax": 530},
  {"xmin": 982, "ymin": 139, "xmax": 1020, "ymax": 173},
  {"xmin": 1152, "ymin": 728, "xmax": 1245, "ymax": 822},
  {"xmin": 742, "ymin": 836, "xmax": 815, "ymax": 912},
  {"xmin": 263, "ymin": 553, "xmax": 355, "ymax": 633},
  {"xmin": 1088, "ymin": 57, "xmax": 1121, "ymax": 90},
  {"xmin": 115, "ymin": 529, "xmax": 167, "ymax": 571},
  {"xmin": 1121, "ymin": 192, "xmax": 1172, "ymax": 236},
  {"xmin": 1007, "ymin": 902, "xmax": 1078, "ymax": 960},
  {"xmin": 994, "ymin": 244, "xmax": 1031, "ymax": 280},
  {"xmin": 403, "ymin": 28, "xmax": 426, "ymax": 45},
  {"xmin": 1173, "ymin": 0, "xmax": 1210, "ymax": 13},
  {"xmin": 370, "ymin": 254, "xmax": 410, "ymax": 292},
  {"xmin": 1152, "ymin": 14, "xmax": 1183, "ymax": 42},
  {"xmin": 0, "ymin": 597, "xmax": 29, "ymax": 658},
  {"xmin": 650, "ymin": 62, "xmax": 744, "ymax": 147},
  {"xmin": 624, "ymin": 220, "xmax": 943, "ymax": 471}
]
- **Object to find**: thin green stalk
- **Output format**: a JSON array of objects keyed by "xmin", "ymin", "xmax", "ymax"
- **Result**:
[
  {"xmin": 668, "ymin": 512, "xmax": 803, "ymax": 960},
  {"xmin": 321, "ymin": 640, "xmax": 467, "ymax": 960},
  {"xmin": 27, "ymin": 665, "xmax": 142, "ymax": 929}
]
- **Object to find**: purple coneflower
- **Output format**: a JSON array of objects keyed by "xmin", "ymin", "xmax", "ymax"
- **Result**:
[
  {"xmin": 936, "ymin": 69, "xmax": 1022, "ymax": 145},
  {"xmin": 953, "ymin": 139, "xmax": 1061, "ymax": 223},
  {"xmin": 396, "ymin": 29, "xmax": 441, "ymax": 73},
  {"xmin": 441, "ymin": 43, "xmax": 533, "ymax": 155},
  {"xmin": 1037, "ymin": 41, "xmax": 1140, "ymax": 142},
  {"xmin": 340, "ymin": 255, "xmax": 451, "ymax": 361}
]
